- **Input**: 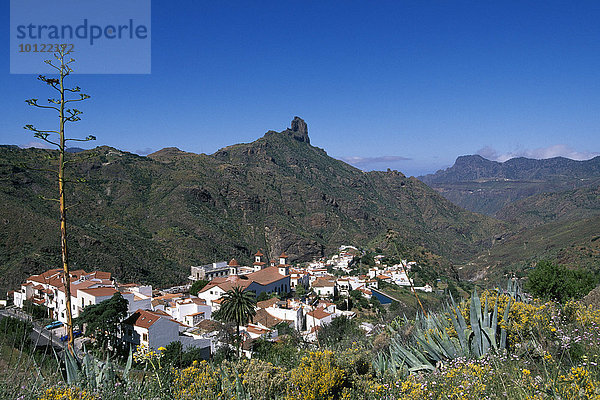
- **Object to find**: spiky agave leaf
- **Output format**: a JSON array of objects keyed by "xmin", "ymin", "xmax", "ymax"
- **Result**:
[
  {"xmin": 64, "ymin": 348, "xmax": 80, "ymax": 385},
  {"xmin": 123, "ymin": 346, "xmax": 133, "ymax": 384},
  {"xmin": 81, "ymin": 352, "xmax": 96, "ymax": 390}
]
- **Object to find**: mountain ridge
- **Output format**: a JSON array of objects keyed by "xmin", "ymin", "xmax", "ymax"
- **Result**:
[
  {"xmin": 419, "ymin": 154, "xmax": 600, "ymax": 215},
  {"xmin": 0, "ymin": 118, "xmax": 505, "ymax": 294},
  {"xmin": 421, "ymin": 154, "xmax": 600, "ymax": 184}
]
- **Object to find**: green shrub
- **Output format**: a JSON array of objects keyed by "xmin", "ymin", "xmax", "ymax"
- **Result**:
[
  {"xmin": 525, "ymin": 260, "xmax": 596, "ymax": 302},
  {"xmin": 189, "ymin": 280, "xmax": 209, "ymax": 296}
]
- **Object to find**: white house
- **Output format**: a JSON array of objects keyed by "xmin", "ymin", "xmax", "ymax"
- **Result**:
[
  {"xmin": 198, "ymin": 261, "xmax": 290, "ymax": 306},
  {"xmin": 256, "ymin": 297, "xmax": 304, "ymax": 331},
  {"xmin": 184, "ymin": 312, "xmax": 207, "ymax": 327},
  {"xmin": 122, "ymin": 309, "xmax": 179, "ymax": 350},
  {"xmin": 336, "ymin": 278, "xmax": 351, "ymax": 296},
  {"xmin": 311, "ymin": 277, "xmax": 336, "ymax": 297},
  {"xmin": 77, "ymin": 287, "xmax": 118, "ymax": 309},
  {"xmin": 166, "ymin": 298, "xmax": 212, "ymax": 325},
  {"xmin": 14, "ymin": 269, "xmax": 116, "ymax": 323},
  {"xmin": 122, "ymin": 309, "xmax": 210, "ymax": 352},
  {"xmin": 305, "ymin": 307, "xmax": 335, "ymax": 333},
  {"xmin": 289, "ymin": 268, "xmax": 309, "ymax": 290},
  {"xmin": 13, "ymin": 268, "xmax": 153, "ymax": 323}
]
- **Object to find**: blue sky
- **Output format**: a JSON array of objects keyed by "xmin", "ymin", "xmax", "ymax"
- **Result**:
[{"xmin": 1, "ymin": 1, "xmax": 599, "ymax": 176}]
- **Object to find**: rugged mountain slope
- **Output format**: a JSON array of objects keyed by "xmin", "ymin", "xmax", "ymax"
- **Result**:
[
  {"xmin": 460, "ymin": 215, "xmax": 600, "ymax": 285},
  {"xmin": 496, "ymin": 185, "xmax": 600, "ymax": 228},
  {"xmin": 459, "ymin": 184, "xmax": 600, "ymax": 284},
  {"xmin": 0, "ymin": 118, "xmax": 505, "ymax": 293},
  {"xmin": 419, "ymin": 155, "xmax": 600, "ymax": 215}
]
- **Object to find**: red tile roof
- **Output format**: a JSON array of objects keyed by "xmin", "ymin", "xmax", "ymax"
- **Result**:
[
  {"xmin": 253, "ymin": 308, "xmax": 282, "ymax": 329},
  {"xmin": 200, "ymin": 275, "xmax": 253, "ymax": 294},
  {"xmin": 68, "ymin": 280, "xmax": 102, "ymax": 295},
  {"xmin": 247, "ymin": 266, "xmax": 287, "ymax": 285},
  {"xmin": 307, "ymin": 307, "xmax": 332, "ymax": 320},
  {"xmin": 312, "ymin": 277, "xmax": 335, "ymax": 288},
  {"xmin": 257, "ymin": 297, "xmax": 279, "ymax": 309},
  {"xmin": 202, "ymin": 266, "xmax": 287, "ymax": 294},
  {"xmin": 123, "ymin": 309, "xmax": 172, "ymax": 329},
  {"xmin": 91, "ymin": 271, "xmax": 112, "ymax": 280},
  {"xmin": 228, "ymin": 258, "xmax": 240, "ymax": 267},
  {"xmin": 247, "ymin": 324, "xmax": 270, "ymax": 335},
  {"xmin": 79, "ymin": 287, "xmax": 117, "ymax": 297}
]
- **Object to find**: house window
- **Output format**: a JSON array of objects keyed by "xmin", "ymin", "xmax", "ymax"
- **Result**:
[
  {"xmin": 81, "ymin": 298, "xmax": 84, "ymax": 307},
  {"xmin": 142, "ymin": 333, "xmax": 148, "ymax": 342}
]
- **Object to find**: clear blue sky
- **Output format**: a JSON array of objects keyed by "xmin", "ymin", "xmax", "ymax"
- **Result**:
[{"xmin": 1, "ymin": 1, "xmax": 599, "ymax": 176}]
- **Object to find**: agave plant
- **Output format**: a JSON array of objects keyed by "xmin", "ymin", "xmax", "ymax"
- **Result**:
[
  {"xmin": 64, "ymin": 345, "xmax": 134, "ymax": 389},
  {"xmin": 380, "ymin": 285, "xmax": 515, "ymax": 376}
]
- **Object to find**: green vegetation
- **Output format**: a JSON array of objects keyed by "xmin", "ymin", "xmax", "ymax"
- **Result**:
[
  {"xmin": 0, "ymin": 316, "xmax": 59, "ymax": 396},
  {"xmin": 213, "ymin": 287, "xmax": 257, "ymax": 357},
  {"xmin": 295, "ymin": 284, "xmax": 306, "ymax": 297},
  {"xmin": 0, "ymin": 125, "xmax": 505, "ymax": 294},
  {"xmin": 3, "ymin": 284, "xmax": 600, "ymax": 400},
  {"xmin": 464, "ymin": 215, "xmax": 600, "ymax": 285},
  {"xmin": 75, "ymin": 292, "xmax": 128, "ymax": 354},
  {"xmin": 525, "ymin": 260, "xmax": 597, "ymax": 303},
  {"xmin": 316, "ymin": 315, "xmax": 366, "ymax": 350},
  {"xmin": 23, "ymin": 300, "xmax": 50, "ymax": 321},
  {"xmin": 252, "ymin": 334, "xmax": 304, "ymax": 369},
  {"xmin": 161, "ymin": 341, "xmax": 209, "ymax": 368},
  {"xmin": 189, "ymin": 280, "xmax": 209, "ymax": 296}
]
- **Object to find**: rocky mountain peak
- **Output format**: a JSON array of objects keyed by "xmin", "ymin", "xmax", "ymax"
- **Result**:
[
  {"xmin": 262, "ymin": 116, "xmax": 311, "ymax": 144},
  {"xmin": 287, "ymin": 116, "xmax": 310, "ymax": 144}
]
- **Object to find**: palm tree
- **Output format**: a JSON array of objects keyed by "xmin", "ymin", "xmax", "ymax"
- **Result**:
[{"xmin": 215, "ymin": 286, "xmax": 257, "ymax": 357}]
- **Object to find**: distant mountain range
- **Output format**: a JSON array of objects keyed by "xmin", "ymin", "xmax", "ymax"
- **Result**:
[
  {"xmin": 422, "ymin": 155, "xmax": 600, "ymax": 284},
  {"xmin": 0, "ymin": 118, "xmax": 504, "ymax": 293},
  {"xmin": 420, "ymin": 155, "xmax": 600, "ymax": 216}
]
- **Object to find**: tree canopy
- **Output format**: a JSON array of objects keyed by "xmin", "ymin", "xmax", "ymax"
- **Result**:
[
  {"xmin": 317, "ymin": 315, "xmax": 366, "ymax": 350},
  {"xmin": 75, "ymin": 292, "xmax": 128, "ymax": 352},
  {"xmin": 214, "ymin": 286, "xmax": 256, "ymax": 357},
  {"xmin": 190, "ymin": 280, "xmax": 209, "ymax": 296},
  {"xmin": 525, "ymin": 260, "xmax": 596, "ymax": 303}
]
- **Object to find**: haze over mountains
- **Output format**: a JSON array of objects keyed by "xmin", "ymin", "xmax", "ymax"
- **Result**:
[{"xmin": 0, "ymin": 118, "xmax": 506, "ymax": 293}]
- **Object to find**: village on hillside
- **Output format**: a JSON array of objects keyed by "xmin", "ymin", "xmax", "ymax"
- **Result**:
[{"xmin": 7, "ymin": 246, "xmax": 435, "ymax": 358}]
